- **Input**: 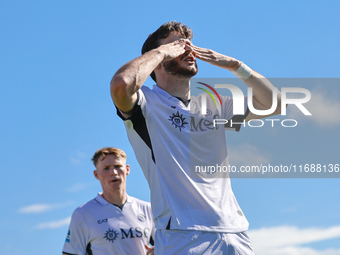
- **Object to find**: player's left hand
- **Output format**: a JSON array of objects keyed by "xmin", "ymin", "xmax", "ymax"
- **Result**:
[
  {"xmin": 191, "ymin": 44, "xmax": 241, "ymax": 71},
  {"xmin": 145, "ymin": 244, "xmax": 155, "ymax": 255}
]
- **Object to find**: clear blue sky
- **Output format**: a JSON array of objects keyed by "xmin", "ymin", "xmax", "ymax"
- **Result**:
[{"xmin": 1, "ymin": 1, "xmax": 339, "ymax": 254}]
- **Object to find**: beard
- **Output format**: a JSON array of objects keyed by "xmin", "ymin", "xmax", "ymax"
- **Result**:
[{"xmin": 163, "ymin": 58, "xmax": 198, "ymax": 78}]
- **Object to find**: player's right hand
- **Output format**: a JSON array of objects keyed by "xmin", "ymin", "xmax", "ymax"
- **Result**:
[{"xmin": 157, "ymin": 40, "xmax": 186, "ymax": 62}]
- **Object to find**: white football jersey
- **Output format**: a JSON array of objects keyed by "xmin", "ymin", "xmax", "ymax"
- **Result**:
[
  {"xmin": 117, "ymin": 85, "xmax": 249, "ymax": 233},
  {"xmin": 62, "ymin": 194, "xmax": 155, "ymax": 255}
]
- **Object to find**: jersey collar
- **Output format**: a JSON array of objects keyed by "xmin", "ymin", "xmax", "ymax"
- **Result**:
[
  {"xmin": 153, "ymin": 85, "xmax": 191, "ymax": 106},
  {"xmin": 153, "ymin": 85, "xmax": 173, "ymax": 99},
  {"xmin": 95, "ymin": 193, "xmax": 132, "ymax": 206}
]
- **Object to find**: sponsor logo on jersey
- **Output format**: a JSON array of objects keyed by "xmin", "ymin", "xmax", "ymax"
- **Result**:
[
  {"xmin": 169, "ymin": 109, "xmax": 221, "ymax": 132},
  {"xmin": 103, "ymin": 227, "xmax": 151, "ymax": 243},
  {"xmin": 190, "ymin": 114, "xmax": 219, "ymax": 132},
  {"xmin": 190, "ymin": 113, "xmax": 221, "ymax": 132},
  {"xmin": 168, "ymin": 111, "xmax": 188, "ymax": 131},
  {"xmin": 104, "ymin": 229, "xmax": 119, "ymax": 243},
  {"xmin": 98, "ymin": 218, "xmax": 108, "ymax": 224}
]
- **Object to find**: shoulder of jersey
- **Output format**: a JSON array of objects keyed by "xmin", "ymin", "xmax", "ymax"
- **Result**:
[
  {"xmin": 129, "ymin": 196, "xmax": 151, "ymax": 207},
  {"xmin": 74, "ymin": 198, "xmax": 98, "ymax": 213}
]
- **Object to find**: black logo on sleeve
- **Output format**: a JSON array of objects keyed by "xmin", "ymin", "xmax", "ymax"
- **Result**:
[{"xmin": 168, "ymin": 111, "xmax": 188, "ymax": 131}]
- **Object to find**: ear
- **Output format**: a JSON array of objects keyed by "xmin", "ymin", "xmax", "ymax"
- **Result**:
[
  {"xmin": 126, "ymin": 164, "xmax": 130, "ymax": 176},
  {"xmin": 93, "ymin": 170, "xmax": 99, "ymax": 180},
  {"xmin": 155, "ymin": 63, "xmax": 163, "ymax": 70}
]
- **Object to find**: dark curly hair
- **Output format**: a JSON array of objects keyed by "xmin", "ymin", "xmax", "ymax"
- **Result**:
[{"xmin": 141, "ymin": 21, "xmax": 193, "ymax": 82}]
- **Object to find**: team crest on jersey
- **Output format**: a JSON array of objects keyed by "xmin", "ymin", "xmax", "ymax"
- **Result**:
[
  {"xmin": 204, "ymin": 109, "xmax": 213, "ymax": 117},
  {"xmin": 137, "ymin": 214, "xmax": 146, "ymax": 222},
  {"xmin": 104, "ymin": 229, "xmax": 118, "ymax": 243},
  {"xmin": 168, "ymin": 111, "xmax": 188, "ymax": 131}
]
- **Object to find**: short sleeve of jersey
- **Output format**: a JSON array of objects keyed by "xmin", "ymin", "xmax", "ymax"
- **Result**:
[
  {"xmin": 115, "ymin": 87, "xmax": 157, "ymax": 166},
  {"xmin": 116, "ymin": 88, "xmax": 145, "ymax": 115},
  {"xmin": 62, "ymin": 210, "xmax": 89, "ymax": 255}
]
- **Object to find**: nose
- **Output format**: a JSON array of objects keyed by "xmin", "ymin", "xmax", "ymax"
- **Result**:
[
  {"xmin": 111, "ymin": 168, "xmax": 118, "ymax": 175},
  {"xmin": 184, "ymin": 43, "xmax": 193, "ymax": 53},
  {"xmin": 179, "ymin": 39, "xmax": 193, "ymax": 52}
]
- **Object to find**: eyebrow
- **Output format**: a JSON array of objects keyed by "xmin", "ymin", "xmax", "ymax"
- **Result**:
[{"xmin": 103, "ymin": 162, "xmax": 124, "ymax": 168}]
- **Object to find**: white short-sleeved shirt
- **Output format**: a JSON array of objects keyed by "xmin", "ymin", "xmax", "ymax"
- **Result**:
[
  {"xmin": 62, "ymin": 194, "xmax": 155, "ymax": 255},
  {"xmin": 117, "ymin": 85, "xmax": 249, "ymax": 233}
]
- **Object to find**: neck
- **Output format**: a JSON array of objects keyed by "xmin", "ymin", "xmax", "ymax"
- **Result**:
[
  {"xmin": 156, "ymin": 74, "xmax": 191, "ymax": 100},
  {"xmin": 101, "ymin": 190, "xmax": 127, "ymax": 206}
]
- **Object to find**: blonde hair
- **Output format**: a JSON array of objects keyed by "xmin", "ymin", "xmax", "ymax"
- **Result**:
[{"xmin": 91, "ymin": 147, "xmax": 127, "ymax": 167}]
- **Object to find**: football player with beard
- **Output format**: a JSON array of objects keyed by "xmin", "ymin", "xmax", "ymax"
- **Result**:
[{"xmin": 110, "ymin": 21, "xmax": 281, "ymax": 255}]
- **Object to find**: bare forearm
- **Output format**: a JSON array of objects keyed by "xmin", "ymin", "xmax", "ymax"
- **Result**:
[
  {"xmin": 244, "ymin": 70, "xmax": 281, "ymax": 111},
  {"xmin": 110, "ymin": 49, "xmax": 164, "ymax": 113},
  {"xmin": 192, "ymin": 43, "xmax": 281, "ymax": 117},
  {"xmin": 111, "ymin": 40, "xmax": 186, "ymax": 114},
  {"xmin": 112, "ymin": 49, "xmax": 164, "ymax": 93}
]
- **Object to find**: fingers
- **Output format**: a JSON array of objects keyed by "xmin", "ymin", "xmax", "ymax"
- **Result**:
[
  {"xmin": 189, "ymin": 44, "xmax": 207, "ymax": 57},
  {"xmin": 178, "ymin": 39, "xmax": 195, "ymax": 52},
  {"xmin": 190, "ymin": 45, "xmax": 224, "ymax": 66},
  {"xmin": 191, "ymin": 44, "xmax": 213, "ymax": 56},
  {"xmin": 145, "ymin": 244, "xmax": 155, "ymax": 255},
  {"xmin": 192, "ymin": 48, "xmax": 215, "ymax": 62},
  {"xmin": 158, "ymin": 40, "xmax": 186, "ymax": 62},
  {"xmin": 175, "ymin": 39, "xmax": 206, "ymax": 54},
  {"xmin": 172, "ymin": 39, "xmax": 186, "ymax": 47},
  {"xmin": 190, "ymin": 44, "xmax": 204, "ymax": 51}
]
